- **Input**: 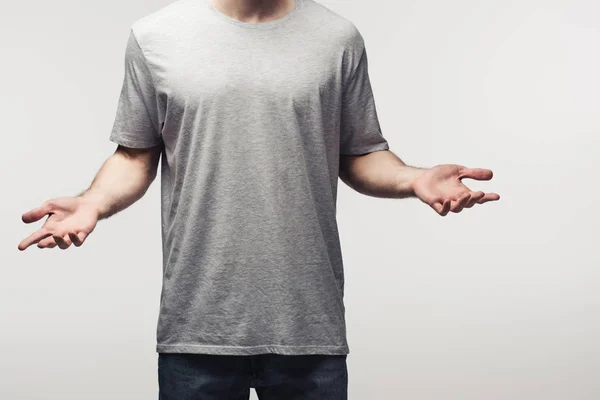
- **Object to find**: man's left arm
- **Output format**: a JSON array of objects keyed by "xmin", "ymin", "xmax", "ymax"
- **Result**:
[{"xmin": 339, "ymin": 149, "xmax": 500, "ymax": 216}]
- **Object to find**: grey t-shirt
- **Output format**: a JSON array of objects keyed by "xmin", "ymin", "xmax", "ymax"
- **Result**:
[{"xmin": 110, "ymin": 0, "xmax": 389, "ymax": 356}]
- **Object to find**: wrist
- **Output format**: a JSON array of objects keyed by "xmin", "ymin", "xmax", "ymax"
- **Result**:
[
  {"xmin": 395, "ymin": 166, "xmax": 427, "ymax": 198},
  {"xmin": 77, "ymin": 190, "xmax": 105, "ymax": 220}
]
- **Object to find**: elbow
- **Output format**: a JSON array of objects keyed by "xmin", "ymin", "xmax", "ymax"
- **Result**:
[{"xmin": 339, "ymin": 160, "xmax": 361, "ymax": 193}]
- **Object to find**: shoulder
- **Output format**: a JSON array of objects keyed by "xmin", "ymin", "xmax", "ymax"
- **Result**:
[
  {"xmin": 301, "ymin": 0, "xmax": 365, "ymax": 53},
  {"xmin": 129, "ymin": 0, "xmax": 200, "ymax": 46}
]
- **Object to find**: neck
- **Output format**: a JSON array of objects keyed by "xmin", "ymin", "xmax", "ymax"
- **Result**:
[{"xmin": 209, "ymin": 0, "xmax": 296, "ymax": 23}]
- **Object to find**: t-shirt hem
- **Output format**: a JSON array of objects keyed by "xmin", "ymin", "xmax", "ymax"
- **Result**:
[{"xmin": 156, "ymin": 343, "xmax": 350, "ymax": 356}]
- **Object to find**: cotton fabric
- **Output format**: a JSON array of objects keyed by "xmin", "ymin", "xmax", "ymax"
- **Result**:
[{"xmin": 110, "ymin": 0, "xmax": 389, "ymax": 356}]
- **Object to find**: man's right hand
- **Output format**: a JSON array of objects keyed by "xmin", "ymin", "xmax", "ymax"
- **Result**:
[
  {"xmin": 18, "ymin": 144, "xmax": 161, "ymax": 251},
  {"xmin": 18, "ymin": 197, "xmax": 100, "ymax": 250}
]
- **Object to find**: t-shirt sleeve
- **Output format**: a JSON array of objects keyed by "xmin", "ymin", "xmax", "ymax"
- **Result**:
[
  {"xmin": 109, "ymin": 29, "xmax": 163, "ymax": 148},
  {"xmin": 340, "ymin": 45, "xmax": 390, "ymax": 155}
]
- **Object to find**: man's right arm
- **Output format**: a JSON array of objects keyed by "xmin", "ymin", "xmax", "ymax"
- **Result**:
[
  {"xmin": 18, "ymin": 144, "xmax": 161, "ymax": 250},
  {"xmin": 80, "ymin": 144, "xmax": 161, "ymax": 220}
]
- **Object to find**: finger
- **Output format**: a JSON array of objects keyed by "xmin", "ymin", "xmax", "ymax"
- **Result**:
[
  {"xmin": 465, "ymin": 191, "xmax": 485, "ymax": 208},
  {"xmin": 441, "ymin": 198, "xmax": 451, "ymax": 215},
  {"xmin": 432, "ymin": 198, "xmax": 451, "ymax": 216},
  {"xmin": 69, "ymin": 231, "xmax": 88, "ymax": 247},
  {"xmin": 53, "ymin": 234, "xmax": 72, "ymax": 250},
  {"xmin": 37, "ymin": 237, "xmax": 57, "ymax": 249},
  {"xmin": 458, "ymin": 168, "xmax": 494, "ymax": 181},
  {"xmin": 477, "ymin": 193, "xmax": 501, "ymax": 204},
  {"xmin": 18, "ymin": 229, "xmax": 52, "ymax": 251},
  {"xmin": 21, "ymin": 202, "xmax": 54, "ymax": 224},
  {"xmin": 450, "ymin": 192, "xmax": 471, "ymax": 213}
]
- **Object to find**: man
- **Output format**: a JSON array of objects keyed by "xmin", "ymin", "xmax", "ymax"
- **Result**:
[{"xmin": 18, "ymin": 0, "xmax": 499, "ymax": 398}]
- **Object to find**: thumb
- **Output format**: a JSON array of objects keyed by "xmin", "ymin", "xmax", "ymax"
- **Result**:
[
  {"xmin": 458, "ymin": 167, "xmax": 494, "ymax": 181},
  {"xmin": 22, "ymin": 201, "xmax": 55, "ymax": 224}
]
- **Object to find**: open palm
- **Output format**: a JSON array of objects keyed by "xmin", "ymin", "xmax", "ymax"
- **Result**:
[
  {"xmin": 18, "ymin": 197, "xmax": 99, "ymax": 250},
  {"xmin": 412, "ymin": 164, "xmax": 500, "ymax": 216}
]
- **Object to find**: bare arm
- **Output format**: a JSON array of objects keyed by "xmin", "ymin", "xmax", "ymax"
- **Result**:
[
  {"xmin": 339, "ymin": 149, "xmax": 423, "ymax": 199},
  {"xmin": 79, "ymin": 144, "xmax": 161, "ymax": 220},
  {"xmin": 18, "ymin": 144, "xmax": 161, "ymax": 250},
  {"xmin": 339, "ymin": 149, "xmax": 500, "ymax": 216}
]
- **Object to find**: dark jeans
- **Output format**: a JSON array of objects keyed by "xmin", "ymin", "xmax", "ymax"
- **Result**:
[{"xmin": 158, "ymin": 353, "xmax": 348, "ymax": 400}]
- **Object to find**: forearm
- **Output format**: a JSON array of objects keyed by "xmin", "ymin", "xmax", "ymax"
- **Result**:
[
  {"xmin": 339, "ymin": 149, "xmax": 425, "ymax": 198},
  {"xmin": 77, "ymin": 145, "xmax": 161, "ymax": 220}
]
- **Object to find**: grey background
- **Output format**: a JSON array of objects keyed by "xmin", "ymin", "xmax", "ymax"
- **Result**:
[{"xmin": 2, "ymin": 0, "xmax": 599, "ymax": 399}]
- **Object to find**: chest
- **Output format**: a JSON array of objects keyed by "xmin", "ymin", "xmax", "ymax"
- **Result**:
[{"xmin": 154, "ymin": 35, "xmax": 344, "ymax": 112}]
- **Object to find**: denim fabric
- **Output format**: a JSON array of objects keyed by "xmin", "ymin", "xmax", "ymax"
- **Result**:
[{"xmin": 158, "ymin": 353, "xmax": 348, "ymax": 399}]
